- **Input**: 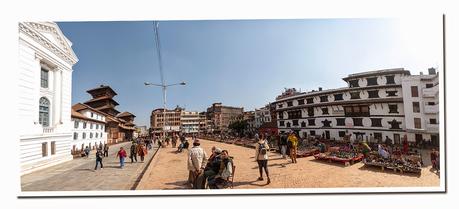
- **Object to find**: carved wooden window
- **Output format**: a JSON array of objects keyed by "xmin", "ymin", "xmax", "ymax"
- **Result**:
[
  {"xmin": 336, "ymin": 118, "xmax": 345, "ymax": 126},
  {"xmin": 334, "ymin": 94, "xmax": 343, "ymax": 101},
  {"xmin": 367, "ymin": 77, "xmax": 378, "ymax": 86},
  {"xmin": 371, "ymin": 118, "xmax": 382, "ymax": 127},
  {"xmin": 349, "ymin": 80, "xmax": 359, "ymax": 88},
  {"xmin": 353, "ymin": 118, "xmax": 363, "ymax": 126},
  {"xmin": 386, "ymin": 75, "xmax": 395, "ymax": 84},
  {"xmin": 368, "ymin": 90, "xmax": 379, "ymax": 98}
]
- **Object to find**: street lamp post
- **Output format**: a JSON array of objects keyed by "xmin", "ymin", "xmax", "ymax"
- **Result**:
[
  {"xmin": 145, "ymin": 82, "xmax": 186, "ymax": 141},
  {"xmin": 145, "ymin": 21, "xmax": 186, "ymax": 142}
]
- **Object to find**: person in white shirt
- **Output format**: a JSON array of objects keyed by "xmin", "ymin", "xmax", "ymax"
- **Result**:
[
  {"xmin": 255, "ymin": 136, "xmax": 271, "ymax": 184},
  {"xmin": 187, "ymin": 139, "xmax": 208, "ymax": 188}
]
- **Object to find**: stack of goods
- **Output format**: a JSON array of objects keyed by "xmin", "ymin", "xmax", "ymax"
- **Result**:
[
  {"xmin": 363, "ymin": 152, "xmax": 422, "ymax": 174},
  {"xmin": 314, "ymin": 146, "xmax": 363, "ymax": 166},
  {"xmin": 297, "ymin": 146, "xmax": 320, "ymax": 158}
]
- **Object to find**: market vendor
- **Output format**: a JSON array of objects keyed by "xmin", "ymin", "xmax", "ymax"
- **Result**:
[
  {"xmin": 378, "ymin": 144, "xmax": 390, "ymax": 159},
  {"xmin": 360, "ymin": 141, "xmax": 371, "ymax": 157}
]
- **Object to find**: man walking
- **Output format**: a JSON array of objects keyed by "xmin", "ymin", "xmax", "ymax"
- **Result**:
[
  {"xmin": 187, "ymin": 139, "xmax": 208, "ymax": 189},
  {"xmin": 103, "ymin": 144, "xmax": 109, "ymax": 157},
  {"xmin": 280, "ymin": 133, "xmax": 288, "ymax": 159},
  {"xmin": 84, "ymin": 146, "xmax": 90, "ymax": 158},
  {"xmin": 116, "ymin": 147, "xmax": 127, "ymax": 168},
  {"xmin": 288, "ymin": 132, "xmax": 298, "ymax": 163},
  {"xmin": 255, "ymin": 135, "xmax": 271, "ymax": 184},
  {"xmin": 130, "ymin": 142, "xmax": 138, "ymax": 163},
  {"xmin": 94, "ymin": 148, "xmax": 104, "ymax": 170},
  {"xmin": 172, "ymin": 134, "xmax": 178, "ymax": 148}
]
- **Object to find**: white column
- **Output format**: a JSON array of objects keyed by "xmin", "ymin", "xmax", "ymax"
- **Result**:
[
  {"xmin": 52, "ymin": 68, "xmax": 59, "ymax": 127},
  {"xmin": 60, "ymin": 70, "xmax": 63, "ymax": 124}
]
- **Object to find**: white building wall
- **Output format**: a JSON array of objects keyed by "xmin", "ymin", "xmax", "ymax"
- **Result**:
[
  {"xmin": 181, "ymin": 111, "xmax": 200, "ymax": 133},
  {"xmin": 275, "ymin": 70, "xmax": 418, "ymax": 144},
  {"xmin": 18, "ymin": 22, "xmax": 78, "ymax": 175},
  {"xmin": 71, "ymin": 118, "xmax": 107, "ymax": 153}
]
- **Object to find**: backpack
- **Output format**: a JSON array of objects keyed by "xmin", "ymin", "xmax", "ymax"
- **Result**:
[{"xmin": 259, "ymin": 142, "xmax": 267, "ymax": 155}]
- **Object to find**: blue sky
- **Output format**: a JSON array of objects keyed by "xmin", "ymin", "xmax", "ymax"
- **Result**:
[{"xmin": 58, "ymin": 17, "xmax": 442, "ymax": 127}]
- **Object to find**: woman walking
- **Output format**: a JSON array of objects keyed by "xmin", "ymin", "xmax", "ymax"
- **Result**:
[
  {"xmin": 116, "ymin": 147, "xmax": 127, "ymax": 168},
  {"xmin": 137, "ymin": 143, "xmax": 148, "ymax": 162},
  {"xmin": 255, "ymin": 136, "xmax": 271, "ymax": 184}
]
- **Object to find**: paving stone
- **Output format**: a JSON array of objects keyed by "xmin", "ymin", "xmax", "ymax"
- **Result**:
[{"xmin": 21, "ymin": 141, "xmax": 158, "ymax": 191}]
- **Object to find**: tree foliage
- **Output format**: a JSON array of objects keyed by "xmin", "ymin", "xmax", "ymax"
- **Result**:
[{"xmin": 228, "ymin": 120, "xmax": 248, "ymax": 135}]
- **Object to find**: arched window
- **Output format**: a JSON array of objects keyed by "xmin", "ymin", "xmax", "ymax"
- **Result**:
[{"xmin": 39, "ymin": 97, "xmax": 50, "ymax": 127}]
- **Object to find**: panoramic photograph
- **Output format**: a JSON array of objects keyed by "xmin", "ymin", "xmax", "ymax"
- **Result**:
[{"xmin": 18, "ymin": 17, "xmax": 444, "ymax": 195}]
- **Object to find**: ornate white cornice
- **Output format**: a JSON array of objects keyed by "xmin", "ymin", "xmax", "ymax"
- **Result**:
[{"xmin": 19, "ymin": 22, "xmax": 78, "ymax": 66}]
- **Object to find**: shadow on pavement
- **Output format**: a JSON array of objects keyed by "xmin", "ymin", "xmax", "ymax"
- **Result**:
[
  {"xmin": 429, "ymin": 167, "xmax": 441, "ymax": 177},
  {"xmin": 74, "ymin": 168, "xmax": 96, "ymax": 172},
  {"xmin": 233, "ymin": 179, "xmax": 267, "ymax": 187},
  {"xmin": 164, "ymin": 180, "xmax": 190, "ymax": 189}
]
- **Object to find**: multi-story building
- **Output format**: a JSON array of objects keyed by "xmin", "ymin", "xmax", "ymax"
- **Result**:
[
  {"xmin": 273, "ymin": 68, "xmax": 440, "ymax": 145},
  {"xmin": 206, "ymin": 103, "xmax": 244, "ymax": 132},
  {"xmin": 181, "ymin": 111, "xmax": 200, "ymax": 134},
  {"xmin": 257, "ymin": 103, "xmax": 278, "ymax": 136},
  {"xmin": 199, "ymin": 112, "xmax": 212, "ymax": 133},
  {"xmin": 243, "ymin": 111, "xmax": 256, "ymax": 135},
  {"xmin": 254, "ymin": 106, "xmax": 272, "ymax": 128},
  {"xmin": 83, "ymin": 85, "xmax": 136, "ymax": 144},
  {"xmin": 18, "ymin": 22, "xmax": 79, "ymax": 174},
  {"xmin": 401, "ymin": 68, "xmax": 440, "ymax": 146},
  {"xmin": 71, "ymin": 103, "xmax": 107, "ymax": 154},
  {"xmin": 150, "ymin": 107, "xmax": 183, "ymax": 137}
]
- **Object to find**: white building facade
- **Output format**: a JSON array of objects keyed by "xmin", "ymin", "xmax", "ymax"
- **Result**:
[
  {"xmin": 71, "ymin": 104, "xmax": 107, "ymax": 154},
  {"xmin": 273, "ymin": 68, "xmax": 440, "ymax": 145},
  {"xmin": 401, "ymin": 68, "xmax": 440, "ymax": 146},
  {"xmin": 181, "ymin": 111, "xmax": 200, "ymax": 134},
  {"xmin": 254, "ymin": 106, "xmax": 272, "ymax": 129},
  {"xmin": 18, "ymin": 22, "xmax": 78, "ymax": 174}
]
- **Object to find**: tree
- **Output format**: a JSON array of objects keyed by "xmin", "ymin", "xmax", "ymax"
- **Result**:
[{"xmin": 228, "ymin": 120, "xmax": 248, "ymax": 136}]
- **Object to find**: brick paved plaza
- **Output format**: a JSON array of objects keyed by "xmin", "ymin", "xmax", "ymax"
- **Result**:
[
  {"xmin": 21, "ymin": 142, "xmax": 158, "ymax": 191},
  {"xmin": 137, "ymin": 138, "xmax": 440, "ymax": 190}
]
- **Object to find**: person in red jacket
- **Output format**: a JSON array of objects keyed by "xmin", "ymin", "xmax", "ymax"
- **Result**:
[
  {"xmin": 137, "ymin": 143, "xmax": 148, "ymax": 162},
  {"xmin": 402, "ymin": 135, "xmax": 409, "ymax": 154},
  {"xmin": 116, "ymin": 147, "xmax": 127, "ymax": 168}
]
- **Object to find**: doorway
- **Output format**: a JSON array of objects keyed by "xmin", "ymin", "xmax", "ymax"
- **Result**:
[
  {"xmin": 325, "ymin": 130, "xmax": 330, "ymax": 139},
  {"xmin": 415, "ymin": 134, "xmax": 423, "ymax": 145},
  {"xmin": 394, "ymin": 134, "xmax": 400, "ymax": 145}
]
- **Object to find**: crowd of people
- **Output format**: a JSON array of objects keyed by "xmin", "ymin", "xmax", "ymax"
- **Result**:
[{"xmin": 89, "ymin": 130, "xmax": 440, "ymax": 188}]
